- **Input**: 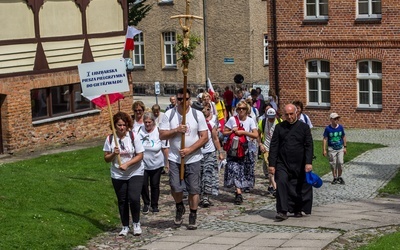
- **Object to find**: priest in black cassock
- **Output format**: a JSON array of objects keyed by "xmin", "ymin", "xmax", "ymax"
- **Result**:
[{"xmin": 268, "ymin": 104, "xmax": 314, "ymax": 221}]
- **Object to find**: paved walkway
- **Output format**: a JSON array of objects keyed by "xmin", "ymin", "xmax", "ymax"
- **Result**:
[
  {"xmin": 74, "ymin": 128, "xmax": 400, "ymax": 250},
  {"xmin": 2, "ymin": 97, "xmax": 399, "ymax": 250}
]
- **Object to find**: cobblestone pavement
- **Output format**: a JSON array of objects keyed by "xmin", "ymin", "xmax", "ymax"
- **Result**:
[{"xmin": 72, "ymin": 128, "xmax": 400, "ymax": 250}]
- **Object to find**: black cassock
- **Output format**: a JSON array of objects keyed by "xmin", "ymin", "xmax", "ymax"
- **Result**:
[{"xmin": 268, "ymin": 120, "xmax": 314, "ymax": 214}]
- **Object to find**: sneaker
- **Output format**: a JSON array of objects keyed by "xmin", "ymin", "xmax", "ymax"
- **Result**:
[
  {"xmin": 275, "ymin": 212, "xmax": 288, "ymax": 221},
  {"xmin": 142, "ymin": 204, "xmax": 149, "ymax": 214},
  {"xmin": 133, "ymin": 222, "xmax": 142, "ymax": 236},
  {"xmin": 267, "ymin": 186, "xmax": 274, "ymax": 195},
  {"xmin": 244, "ymin": 188, "xmax": 250, "ymax": 193},
  {"xmin": 118, "ymin": 226, "xmax": 129, "ymax": 236},
  {"xmin": 202, "ymin": 197, "xmax": 210, "ymax": 208},
  {"xmin": 187, "ymin": 212, "xmax": 197, "ymax": 230},
  {"xmin": 272, "ymin": 190, "xmax": 277, "ymax": 198},
  {"xmin": 152, "ymin": 206, "xmax": 159, "ymax": 213},
  {"xmin": 338, "ymin": 176, "xmax": 345, "ymax": 185},
  {"xmin": 234, "ymin": 193, "xmax": 243, "ymax": 205},
  {"xmin": 174, "ymin": 203, "xmax": 186, "ymax": 225},
  {"xmin": 331, "ymin": 178, "xmax": 338, "ymax": 184}
]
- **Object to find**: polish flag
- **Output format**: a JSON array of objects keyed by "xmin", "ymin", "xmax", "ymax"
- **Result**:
[
  {"xmin": 84, "ymin": 93, "xmax": 124, "ymax": 108},
  {"xmin": 207, "ymin": 78, "xmax": 215, "ymax": 101},
  {"xmin": 124, "ymin": 26, "xmax": 142, "ymax": 51}
]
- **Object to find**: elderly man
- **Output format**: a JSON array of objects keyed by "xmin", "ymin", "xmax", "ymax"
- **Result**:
[
  {"xmin": 268, "ymin": 104, "xmax": 314, "ymax": 220},
  {"xmin": 159, "ymin": 88, "xmax": 208, "ymax": 230}
]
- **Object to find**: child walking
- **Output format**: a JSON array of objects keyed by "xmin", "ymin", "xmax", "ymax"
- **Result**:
[{"xmin": 323, "ymin": 113, "xmax": 347, "ymax": 184}]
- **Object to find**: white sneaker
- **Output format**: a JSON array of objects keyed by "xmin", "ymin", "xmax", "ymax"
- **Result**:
[
  {"xmin": 133, "ymin": 222, "xmax": 142, "ymax": 236},
  {"xmin": 118, "ymin": 226, "xmax": 129, "ymax": 236}
]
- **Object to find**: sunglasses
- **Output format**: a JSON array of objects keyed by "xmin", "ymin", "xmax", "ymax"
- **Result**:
[
  {"xmin": 237, "ymin": 107, "xmax": 246, "ymax": 111},
  {"xmin": 134, "ymin": 109, "xmax": 143, "ymax": 113},
  {"xmin": 177, "ymin": 97, "xmax": 190, "ymax": 102}
]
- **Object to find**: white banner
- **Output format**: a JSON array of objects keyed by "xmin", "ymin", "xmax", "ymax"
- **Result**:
[{"xmin": 78, "ymin": 58, "xmax": 129, "ymax": 97}]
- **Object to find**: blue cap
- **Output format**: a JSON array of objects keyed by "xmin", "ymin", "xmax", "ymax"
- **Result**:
[{"xmin": 306, "ymin": 171, "xmax": 323, "ymax": 188}]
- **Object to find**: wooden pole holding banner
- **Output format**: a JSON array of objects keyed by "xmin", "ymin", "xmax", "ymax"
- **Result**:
[
  {"xmin": 171, "ymin": 0, "xmax": 203, "ymax": 181},
  {"xmin": 106, "ymin": 94, "xmax": 122, "ymax": 166}
]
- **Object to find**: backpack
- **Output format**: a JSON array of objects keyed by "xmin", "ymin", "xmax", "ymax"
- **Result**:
[
  {"xmin": 223, "ymin": 116, "xmax": 248, "ymax": 158},
  {"xmin": 169, "ymin": 107, "xmax": 198, "ymax": 123},
  {"xmin": 108, "ymin": 130, "xmax": 135, "ymax": 147}
]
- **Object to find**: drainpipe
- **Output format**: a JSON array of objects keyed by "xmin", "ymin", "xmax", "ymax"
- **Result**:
[
  {"xmin": 203, "ymin": 0, "xmax": 209, "ymax": 91},
  {"xmin": 271, "ymin": 0, "xmax": 279, "ymax": 107}
]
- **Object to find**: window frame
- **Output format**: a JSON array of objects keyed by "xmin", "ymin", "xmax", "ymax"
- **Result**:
[
  {"xmin": 133, "ymin": 33, "xmax": 145, "ymax": 67},
  {"xmin": 357, "ymin": 0, "xmax": 382, "ymax": 19},
  {"xmin": 162, "ymin": 31, "xmax": 177, "ymax": 68},
  {"xmin": 304, "ymin": 0, "xmax": 329, "ymax": 21},
  {"xmin": 31, "ymin": 83, "xmax": 95, "ymax": 123},
  {"xmin": 306, "ymin": 59, "xmax": 331, "ymax": 107},
  {"xmin": 357, "ymin": 60, "xmax": 382, "ymax": 109},
  {"xmin": 263, "ymin": 34, "xmax": 269, "ymax": 65}
]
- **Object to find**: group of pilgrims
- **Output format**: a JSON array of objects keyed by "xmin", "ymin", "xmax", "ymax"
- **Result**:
[{"xmin": 103, "ymin": 85, "xmax": 315, "ymax": 236}]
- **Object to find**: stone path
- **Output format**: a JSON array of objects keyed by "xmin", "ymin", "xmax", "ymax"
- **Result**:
[{"xmin": 73, "ymin": 128, "xmax": 400, "ymax": 250}]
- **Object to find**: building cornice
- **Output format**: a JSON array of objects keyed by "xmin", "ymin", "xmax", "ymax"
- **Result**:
[{"xmin": 277, "ymin": 40, "xmax": 400, "ymax": 48}]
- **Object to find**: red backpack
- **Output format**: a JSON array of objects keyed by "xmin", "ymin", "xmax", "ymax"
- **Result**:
[{"xmin": 223, "ymin": 116, "xmax": 248, "ymax": 158}]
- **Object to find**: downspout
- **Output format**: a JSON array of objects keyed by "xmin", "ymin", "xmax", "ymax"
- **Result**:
[
  {"xmin": 203, "ymin": 0, "xmax": 209, "ymax": 90},
  {"xmin": 271, "ymin": 0, "xmax": 279, "ymax": 107}
]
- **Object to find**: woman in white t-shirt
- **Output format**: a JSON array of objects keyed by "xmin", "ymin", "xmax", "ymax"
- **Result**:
[
  {"xmin": 103, "ymin": 112, "xmax": 144, "ymax": 237},
  {"xmin": 139, "ymin": 112, "xmax": 169, "ymax": 214},
  {"xmin": 223, "ymin": 100, "xmax": 258, "ymax": 205},
  {"xmin": 132, "ymin": 101, "xmax": 145, "ymax": 133},
  {"xmin": 198, "ymin": 102, "xmax": 224, "ymax": 207}
]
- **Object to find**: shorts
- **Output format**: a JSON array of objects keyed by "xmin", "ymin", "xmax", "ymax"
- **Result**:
[
  {"xmin": 169, "ymin": 160, "xmax": 201, "ymax": 194},
  {"xmin": 328, "ymin": 147, "xmax": 344, "ymax": 170}
]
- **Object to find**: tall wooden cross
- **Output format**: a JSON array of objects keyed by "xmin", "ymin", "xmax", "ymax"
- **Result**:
[{"xmin": 171, "ymin": 0, "xmax": 203, "ymax": 180}]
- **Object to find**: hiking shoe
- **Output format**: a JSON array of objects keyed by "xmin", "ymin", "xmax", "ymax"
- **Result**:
[
  {"xmin": 174, "ymin": 204, "xmax": 185, "ymax": 225},
  {"xmin": 118, "ymin": 226, "xmax": 129, "ymax": 236},
  {"xmin": 152, "ymin": 206, "xmax": 159, "ymax": 213},
  {"xmin": 275, "ymin": 212, "xmax": 288, "ymax": 221},
  {"xmin": 133, "ymin": 222, "xmax": 142, "ymax": 236},
  {"xmin": 142, "ymin": 204, "xmax": 149, "ymax": 214},
  {"xmin": 234, "ymin": 193, "xmax": 243, "ymax": 205},
  {"xmin": 331, "ymin": 178, "xmax": 338, "ymax": 184},
  {"xmin": 338, "ymin": 177, "xmax": 345, "ymax": 185},
  {"xmin": 187, "ymin": 213, "xmax": 197, "ymax": 230}
]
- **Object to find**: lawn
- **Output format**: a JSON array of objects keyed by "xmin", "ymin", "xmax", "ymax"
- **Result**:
[{"xmin": 0, "ymin": 140, "xmax": 395, "ymax": 249}]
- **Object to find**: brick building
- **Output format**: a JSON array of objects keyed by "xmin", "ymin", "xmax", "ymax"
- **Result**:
[
  {"xmin": 268, "ymin": 0, "xmax": 400, "ymax": 129},
  {"xmin": 0, "ymin": 0, "xmax": 132, "ymax": 154},
  {"xmin": 132, "ymin": 0, "xmax": 269, "ymax": 96}
]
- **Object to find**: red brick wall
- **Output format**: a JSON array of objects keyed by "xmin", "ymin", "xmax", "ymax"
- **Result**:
[
  {"xmin": 1, "ymin": 70, "xmax": 133, "ymax": 154},
  {"xmin": 268, "ymin": 0, "xmax": 400, "ymax": 129}
]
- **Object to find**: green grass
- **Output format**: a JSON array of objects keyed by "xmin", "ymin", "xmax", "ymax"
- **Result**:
[
  {"xmin": 0, "ymin": 146, "xmax": 119, "ymax": 250},
  {"xmin": 312, "ymin": 140, "xmax": 386, "ymax": 177},
  {"xmin": 358, "ymin": 231, "xmax": 400, "ymax": 249}
]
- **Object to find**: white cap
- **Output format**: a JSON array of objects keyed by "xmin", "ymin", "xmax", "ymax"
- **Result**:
[
  {"xmin": 330, "ymin": 113, "xmax": 340, "ymax": 119},
  {"xmin": 266, "ymin": 108, "xmax": 276, "ymax": 118}
]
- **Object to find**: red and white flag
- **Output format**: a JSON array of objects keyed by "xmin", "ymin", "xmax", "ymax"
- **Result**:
[
  {"xmin": 207, "ymin": 78, "xmax": 215, "ymax": 101},
  {"xmin": 84, "ymin": 93, "xmax": 124, "ymax": 108},
  {"xmin": 124, "ymin": 26, "xmax": 142, "ymax": 51}
]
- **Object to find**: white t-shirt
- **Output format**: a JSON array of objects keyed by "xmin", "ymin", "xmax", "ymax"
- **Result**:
[
  {"xmin": 160, "ymin": 107, "xmax": 208, "ymax": 164},
  {"xmin": 138, "ymin": 128, "xmax": 168, "ymax": 170},
  {"xmin": 299, "ymin": 113, "xmax": 313, "ymax": 128},
  {"xmin": 225, "ymin": 115, "xmax": 257, "ymax": 141},
  {"xmin": 155, "ymin": 112, "xmax": 165, "ymax": 127},
  {"xmin": 202, "ymin": 115, "xmax": 217, "ymax": 154},
  {"xmin": 103, "ymin": 131, "xmax": 145, "ymax": 180},
  {"xmin": 133, "ymin": 121, "xmax": 144, "ymax": 133}
]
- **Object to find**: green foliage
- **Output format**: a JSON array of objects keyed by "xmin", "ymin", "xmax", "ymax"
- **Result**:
[
  {"xmin": 0, "ymin": 146, "xmax": 119, "ymax": 250},
  {"xmin": 379, "ymin": 169, "xmax": 400, "ymax": 195},
  {"xmin": 128, "ymin": 0, "xmax": 153, "ymax": 26},
  {"xmin": 175, "ymin": 33, "xmax": 202, "ymax": 66}
]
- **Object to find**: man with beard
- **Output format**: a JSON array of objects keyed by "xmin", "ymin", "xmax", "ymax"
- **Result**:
[{"xmin": 268, "ymin": 104, "xmax": 314, "ymax": 220}]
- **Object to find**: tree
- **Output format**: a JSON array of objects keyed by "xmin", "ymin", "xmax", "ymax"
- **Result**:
[{"xmin": 128, "ymin": 0, "xmax": 153, "ymax": 26}]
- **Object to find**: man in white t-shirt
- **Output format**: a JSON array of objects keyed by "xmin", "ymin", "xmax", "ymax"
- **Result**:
[{"xmin": 159, "ymin": 88, "xmax": 208, "ymax": 230}]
